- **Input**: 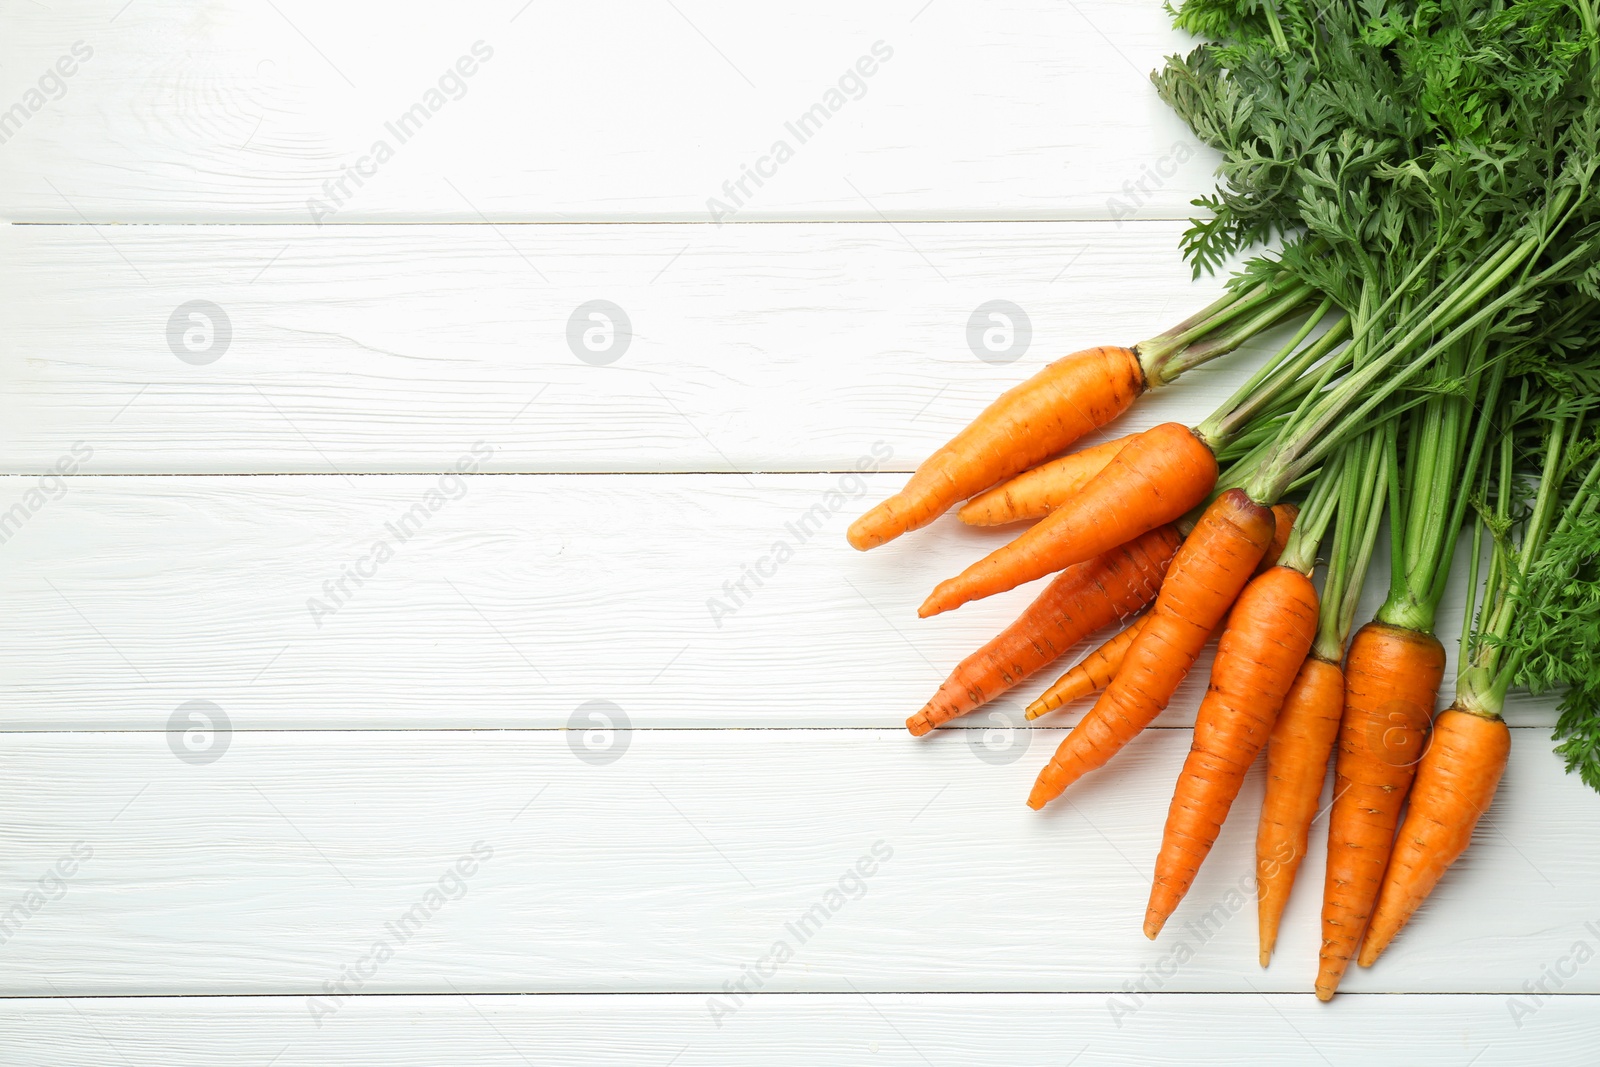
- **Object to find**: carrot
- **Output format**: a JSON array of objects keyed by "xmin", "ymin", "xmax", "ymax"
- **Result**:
[
  {"xmin": 1022, "ymin": 500, "xmax": 1297, "ymax": 722},
  {"xmin": 1260, "ymin": 503, "xmax": 1299, "ymax": 574},
  {"xmin": 1027, "ymin": 489, "xmax": 1276, "ymax": 809},
  {"xmin": 1024, "ymin": 615, "xmax": 1148, "ymax": 720},
  {"xmin": 1316, "ymin": 621, "xmax": 1446, "ymax": 1001},
  {"xmin": 1357, "ymin": 707, "xmax": 1510, "ymax": 966},
  {"xmin": 1349, "ymin": 408, "xmax": 1600, "ymax": 970},
  {"xmin": 906, "ymin": 526, "xmax": 1182, "ymax": 735},
  {"xmin": 1144, "ymin": 565, "xmax": 1319, "ymax": 938},
  {"xmin": 848, "ymin": 347, "xmax": 1144, "ymax": 550},
  {"xmin": 1254, "ymin": 655, "xmax": 1344, "ymax": 966},
  {"xmin": 920, "ymin": 423, "xmax": 1218, "ymax": 618},
  {"xmin": 1255, "ymin": 429, "xmax": 1388, "ymax": 969},
  {"xmin": 958, "ymin": 435, "xmax": 1135, "ymax": 526}
]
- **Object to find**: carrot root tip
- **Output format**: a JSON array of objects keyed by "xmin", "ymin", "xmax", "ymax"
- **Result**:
[{"xmin": 906, "ymin": 714, "xmax": 933, "ymax": 737}]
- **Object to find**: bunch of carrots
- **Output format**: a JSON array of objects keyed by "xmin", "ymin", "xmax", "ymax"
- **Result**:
[{"xmin": 847, "ymin": 0, "xmax": 1600, "ymax": 998}]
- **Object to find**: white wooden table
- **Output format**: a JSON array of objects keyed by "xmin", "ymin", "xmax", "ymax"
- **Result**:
[{"xmin": 1, "ymin": 2, "xmax": 1595, "ymax": 1062}]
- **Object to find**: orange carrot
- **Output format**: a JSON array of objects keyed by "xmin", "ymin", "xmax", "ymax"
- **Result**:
[
  {"xmin": 1144, "ymin": 565, "xmax": 1319, "ymax": 938},
  {"xmin": 1260, "ymin": 503, "xmax": 1299, "ymax": 574},
  {"xmin": 1022, "ymin": 500, "xmax": 1295, "ymax": 722},
  {"xmin": 848, "ymin": 347, "xmax": 1144, "ymax": 550},
  {"xmin": 921, "ymin": 423, "xmax": 1218, "ymax": 617},
  {"xmin": 1357, "ymin": 707, "xmax": 1510, "ymax": 966},
  {"xmin": 1255, "ymin": 655, "xmax": 1344, "ymax": 967},
  {"xmin": 958, "ymin": 435, "xmax": 1135, "ymax": 527},
  {"xmin": 1024, "ymin": 615, "xmax": 1149, "ymax": 720},
  {"xmin": 1027, "ymin": 489, "xmax": 1276, "ymax": 809},
  {"xmin": 1317, "ymin": 621, "xmax": 1445, "ymax": 1001},
  {"xmin": 906, "ymin": 526, "xmax": 1182, "ymax": 735}
]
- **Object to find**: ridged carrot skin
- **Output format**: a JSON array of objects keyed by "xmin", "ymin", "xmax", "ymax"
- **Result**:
[
  {"xmin": 1027, "ymin": 508, "xmax": 1298, "ymax": 725},
  {"xmin": 1027, "ymin": 489, "xmax": 1276, "ymax": 809},
  {"xmin": 1317, "ymin": 621, "xmax": 1446, "ymax": 1001},
  {"xmin": 1256, "ymin": 655, "xmax": 1344, "ymax": 967},
  {"xmin": 1357, "ymin": 707, "xmax": 1511, "ymax": 966},
  {"xmin": 1144, "ymin": 566, "xmax": 1319, "ymax": 939},
  {"xmin": 920, "ymin": 423, "xmax": 1219, "ymax": 618},
  {"xmin": 906, "ymin": 526, "xmax": 1182, "ymax": 735},
  {"xmin": 848, "ymin": 346, "xmax": 1144, "ymax": 550},
  {"xmin": 958, "ymin": 435, "xmax": 1134, "ymax": 526},
  {"xmin": 1025, "ymin": 615, "xmax": 1149, "ymax": 720}
]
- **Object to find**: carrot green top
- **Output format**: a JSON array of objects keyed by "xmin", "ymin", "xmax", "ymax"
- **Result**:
[{"xmin": 1462, "ymin": 392, "xmax": 1600, "ymax": 784}]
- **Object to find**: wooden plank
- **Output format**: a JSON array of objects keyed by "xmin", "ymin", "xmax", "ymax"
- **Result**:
[
  {"xmin": 0, "ymin": 474, "xmax": 1555, "ymax": 730},
  {"xmin": 0, "ymin": 1, "xmax": 1215, "ymax": 222},
  {"xmin": 0, "ymin": 728, "xmax": 1591, "ymax": 995},
  {"xmin": 1, "ymin": 993, "xmax": 1594, "ymax": 1065},
  {"xmin": 0, "ymin": 220, "xmax": 1254, "ymax": 475}
]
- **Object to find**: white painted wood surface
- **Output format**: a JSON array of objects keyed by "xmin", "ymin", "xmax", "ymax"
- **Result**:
[
  {"xmin": 0, "ymin": 1, "xmax": 1215, "ymax": 222},
  {"xmin": 0, "ymin": 221, "xmax": 1248, "ymax": 474},
  {"xmin": 0, "ymin": 474, "xmax": 1554, "ymax": 729},
  {"xmin": 4, "ymin": 994, "xmax": 1595, "ymax": 1066},
  {"xmin": 2, "ymin": 0, "xmax": 1592, "ymax": 1061},
  {"xmin": 0, "ymin": 730, "xmax": 1592, "ymax": 997}
]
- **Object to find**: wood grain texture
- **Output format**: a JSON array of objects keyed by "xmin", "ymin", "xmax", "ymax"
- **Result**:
[
  {"xmin": 0, "ymin": 474, "xmax": 1554, "ymax": 730},
  {"xmin": 0, "ymin": 0, "xmax": 1216, "ymax": 222},
  {"xmin": 1, "ymin": 993, "xmax": 1594, "ymax": 1066},
  {"xmin": 0, "ymin": 220, "xmax": 1258, "ymax": 474},
  {"xmin": 0, "ymin": 729, "xmax": 1593, "ymax": 996}
]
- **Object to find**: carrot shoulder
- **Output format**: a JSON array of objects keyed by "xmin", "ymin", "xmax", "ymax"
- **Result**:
[
  {"xmin": 1027, "ymin": 488, "xmax": 1276, "ymax": 809},
  {"xmin": 1255, "ymin": 655, "xmax": 1344, "ymax": 967},
  {"xmin": 921, "ymin": 423, "xmax": 1218, "ymax": 617},
  {"xmin": 1317, "ymin": 621, "xmax": 1445, "ymax": 1001},
  {"xmin": 906, "ymin": 526, "xmax": 1181, "ymax": 735},
  {"xmin": 958, "ymin": 435, "xmax": 1135, "ymax": 527},
  {"xmin": 1357, "ymin": 707, "xmax": 1510, "ymax": 966},
  {"xmin": 848, "ymin": 346, "xmax": 1144, "ymax": 550},
  {"xmin": 1145, "ymin": 565, "xmax": 1319, "ymax": 938}
]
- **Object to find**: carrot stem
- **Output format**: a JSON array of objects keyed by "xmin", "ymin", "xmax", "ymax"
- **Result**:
[{"xmin": 1151, "ymin": 283, "xmax": 1317, "ymax": 383}]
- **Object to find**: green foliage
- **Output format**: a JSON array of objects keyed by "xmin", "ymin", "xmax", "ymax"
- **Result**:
[
  {"xmin": 1505, "ymin": 513, "xmax": 1600, "ymax": 788},
  {"xmin": 1157, "ymin": 0, "xmax": 1600, "ymax": 281},
  {"xmin": 1156, "ymin": 0, "xmax": 1600, "ymax": 784}
]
